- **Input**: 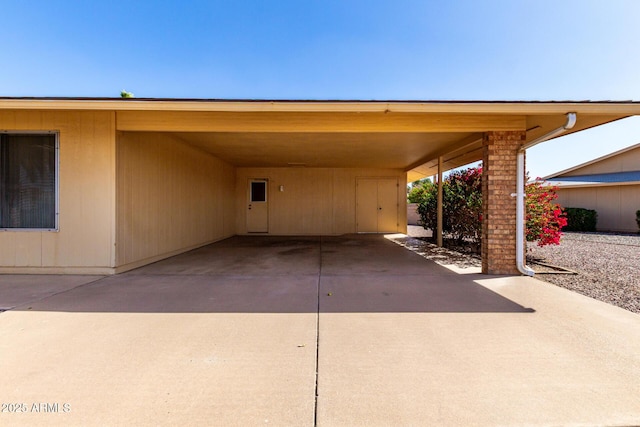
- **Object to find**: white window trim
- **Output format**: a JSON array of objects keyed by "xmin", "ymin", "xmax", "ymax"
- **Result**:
[{"xmin": 0, "ymin": 130, "xmax": 60, "ymax": 232}]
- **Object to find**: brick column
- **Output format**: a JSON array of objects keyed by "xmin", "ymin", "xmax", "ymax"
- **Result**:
[{"xmin": 482, "ymin": 131, "xmax": 525, "ymax": 275}]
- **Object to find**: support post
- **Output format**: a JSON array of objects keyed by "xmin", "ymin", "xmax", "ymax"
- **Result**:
[
  {"xmin": 481, "ymin": 131, "xmax": 525, "ymax": 275},
  {"xmin": 437, "ymin": 156, "xmax": 443, "ymax": 247}
]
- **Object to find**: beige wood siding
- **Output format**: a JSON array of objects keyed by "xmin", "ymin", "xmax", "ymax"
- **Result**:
[
  {"xmin": 236, "ymin": 168, "xmax": 406, "ymax": 235},
  {"xmin": 116, "ymin": 132, "xmax": 235, "ymax": 271},
  {"xmin": 0, "ymin": 110, "xmax": 116, "ymax": 273},
  {"xmin": 557, "ymin": 185, "xmax": 640, "ymax": 232},
  {"xmin": 563, "ymin": 146, "xmax": 640, "ymax": 176}
]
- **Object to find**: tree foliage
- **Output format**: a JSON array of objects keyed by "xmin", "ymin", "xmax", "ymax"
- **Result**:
[{"xmin": 407, "ymin": 178, "xmax": 433, "ymax": 203}]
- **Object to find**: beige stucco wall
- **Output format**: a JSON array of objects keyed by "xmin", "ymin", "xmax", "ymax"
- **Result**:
[
  {"xmin": 235, "ymin": 167, "xmax": 407, "ymax": 235},
  {"xmin": 407, "ymin": 203, "xmax": 420, "ymax": 225},
  {"xmin": 0, "ymin": 110, "xmax": 116, "ymax": 274},
  {"xmin": 557, "ymin": 185, "xmax": 640, "ymax": 232},
  {"xmin": 116, "ymin": 132, "xmax": 235, "ymax": 271}
]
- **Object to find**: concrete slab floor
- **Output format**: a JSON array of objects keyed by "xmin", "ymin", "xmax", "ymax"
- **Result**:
[
  {"xmin": 0, "ymin": 234, "xmax": 639, "ymax": 426},
  {"xmin": 0, "ymin": 275, "xmax": 104, "ymax": 311}
]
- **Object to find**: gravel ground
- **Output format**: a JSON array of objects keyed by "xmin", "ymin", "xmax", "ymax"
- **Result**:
[
  {"xmin": 527, "ymin": 232, "xmax": 640, "ymax": 314},
  {"xmin": 404, "ymin": 226, "xmax": 640, "ymax": 314}
]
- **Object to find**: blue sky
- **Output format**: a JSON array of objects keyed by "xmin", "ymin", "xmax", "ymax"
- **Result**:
[{"xmin": 2, "ymin": 0, "xmax": 640, "ymax": 177}]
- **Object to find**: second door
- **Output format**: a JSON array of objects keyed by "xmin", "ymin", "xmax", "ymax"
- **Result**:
[{"xmin": 356, "ymin": 178, "xmax": 398, "ymax": 233}]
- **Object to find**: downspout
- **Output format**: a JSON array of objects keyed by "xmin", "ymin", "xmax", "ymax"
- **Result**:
[{"xmin": 516, "ymin": 112, "xmax": 577, "ymax": 276}]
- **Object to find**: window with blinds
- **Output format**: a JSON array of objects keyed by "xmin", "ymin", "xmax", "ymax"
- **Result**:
[{"xmin": 0, "ymin": 133, "xmax": 58, "ymax": 230}]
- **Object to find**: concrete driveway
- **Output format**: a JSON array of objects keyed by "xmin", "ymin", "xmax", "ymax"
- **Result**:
[{"xmin": 1, "ymin": 235, "xmax": 639, "ymax": 426}]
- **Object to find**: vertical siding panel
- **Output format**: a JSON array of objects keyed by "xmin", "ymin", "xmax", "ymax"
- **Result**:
[
  {"xmin": 223, "ymin": 162, "xmax": 236, "ymax": 237},
  {"xmin": 114, "ymin": 132, "xmax": 235, "ymax": 268}
]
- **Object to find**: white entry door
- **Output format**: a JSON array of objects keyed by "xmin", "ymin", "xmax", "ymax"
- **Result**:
[
  {"xmin": 356, "ymin": 178, "xmax": 398, "ymax": 233},
  {"xmin": 247, "ymin": 179, "xmax": 269, "ymax": 233}
]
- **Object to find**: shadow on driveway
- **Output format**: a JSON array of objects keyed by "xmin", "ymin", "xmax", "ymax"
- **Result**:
[{"xmin": 3, "ymin": 235, "xmax": 534, "ymax": 314}]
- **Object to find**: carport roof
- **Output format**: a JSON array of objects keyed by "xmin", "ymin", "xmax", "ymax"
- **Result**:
[{"xmin": 2, "ymin": 97, "xmax": 640, "ymax": 181}]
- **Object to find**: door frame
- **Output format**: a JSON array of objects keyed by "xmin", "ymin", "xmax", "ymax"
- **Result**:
[
  {"xmin": 356, "ymin": 177, "xmax": 399, "ymax": 233},
  {"xmin": 246, "ymin": 178, "xmax": 269, "ymax": 233}
]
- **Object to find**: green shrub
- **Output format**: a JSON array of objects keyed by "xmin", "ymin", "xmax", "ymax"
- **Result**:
[
  {"xmin": 407, "ymin": 179, "xmax": 433, "ymax": 203},
  {"xmin": 636, "ymin": 210, "xmax": 640, "ymax": 233},
  {"xmin": 417, "ymin": 167, "xmax": 482, "ymax": 244},
  {"xmin": 563, "ymin": 207, "xmax": 598, "ymax": 232}
]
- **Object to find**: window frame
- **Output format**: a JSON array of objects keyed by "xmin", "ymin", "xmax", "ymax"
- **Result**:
[
  {"xmin": 0, "ymin": 130, "xmax": 60, "ymax": 232},
  {"xmin": 250, "ymin": 180, "xmax": 267, "ymax": 203}
]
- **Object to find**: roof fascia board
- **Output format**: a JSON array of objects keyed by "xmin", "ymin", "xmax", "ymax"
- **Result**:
[
  {"xmin": 116, "ymin": 111, "xmax": 525, "ymax": 133},
  {"xmin": 1, "ymin": 98, "xmax": 640, "ymax": 115}
]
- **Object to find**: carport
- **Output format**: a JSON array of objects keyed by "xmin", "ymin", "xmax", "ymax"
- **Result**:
[
  {"xmin": 3, "ymin": 98, "xmax": 640, "ymax": 426},
  {"xmin": 1, "ymin": 98, "xmax": 640, "ymax": 275}
]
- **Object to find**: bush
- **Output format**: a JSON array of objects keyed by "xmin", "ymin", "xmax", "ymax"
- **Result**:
[
  {"xmin": 417, "ymin": 167, "xmax": 482, "ymax": 244},
  {"xmin": 525, "ymin": 180, "xmax": 567, "ymax": 246},
  {"xmin": 563, "ymin": 207, "xmax": 598, "ymax": 232},
  {"xmin": 417, "ymin": 166, "xmax": 566, "ymax": 247},
  {"xmin": 636, "ymin": 210, "xmax": 640, "ymax": 233},
  {"xmin": 407, "ymin": 179, "xmax": 433, "ymax": 203}
]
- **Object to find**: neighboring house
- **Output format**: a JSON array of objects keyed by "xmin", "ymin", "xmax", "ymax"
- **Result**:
[
  {"xmin": 544, "ymin": 143, "xmax": 640, "ymax": 233},
  {"xmin": 1, "ymin": 98, "xmax": 640, "ymax": 275}
]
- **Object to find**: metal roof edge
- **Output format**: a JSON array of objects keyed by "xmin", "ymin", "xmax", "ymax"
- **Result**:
[
  {"xmin": 1, "ymin": 96, "xmax": 639, "ymax": 102},
  {"xmin": 1, "ymin": 97, "xmax": 640, "ymax": 114}
]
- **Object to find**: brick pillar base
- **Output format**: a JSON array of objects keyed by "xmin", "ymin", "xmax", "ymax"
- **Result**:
[{"xmin": 482, "ymin": 131, "xmax": 525, "ymax": 275}]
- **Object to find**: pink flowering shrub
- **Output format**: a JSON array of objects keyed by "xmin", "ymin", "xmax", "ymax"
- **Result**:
[{"xmin": 525, "ymin": 178, "xmax": 567, "ymax": 246}]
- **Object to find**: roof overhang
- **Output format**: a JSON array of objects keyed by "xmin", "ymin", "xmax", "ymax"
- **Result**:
[{"xmin": 2, "ymin": 98, "xmax": 640, "ymax": 182}]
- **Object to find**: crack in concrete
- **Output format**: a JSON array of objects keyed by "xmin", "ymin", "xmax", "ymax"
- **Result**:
[{"xmin": 313, "ymin": 237, "xmax": 322, "ymax": 426}]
